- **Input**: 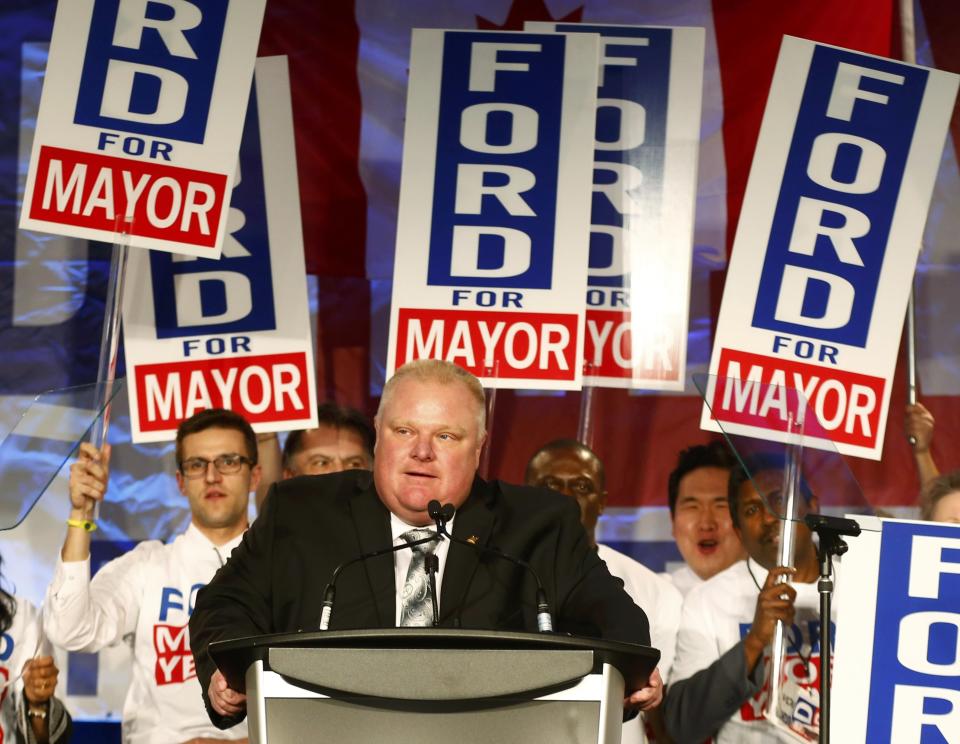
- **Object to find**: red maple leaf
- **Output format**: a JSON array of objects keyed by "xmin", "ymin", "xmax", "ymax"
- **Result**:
[{"xmin": 477, "ymin": 0, "xmax": 584, "ymax": 30}]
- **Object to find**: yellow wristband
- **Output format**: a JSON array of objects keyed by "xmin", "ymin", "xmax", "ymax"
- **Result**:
[{"xmin": 66, "ymin": 518, "xmax": 97, "ymax": 532}]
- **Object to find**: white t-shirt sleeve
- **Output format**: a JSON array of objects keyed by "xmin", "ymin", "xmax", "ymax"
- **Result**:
[{"xmin": 43, "ymin": 543, "xmax": 154, "ymax": 652}]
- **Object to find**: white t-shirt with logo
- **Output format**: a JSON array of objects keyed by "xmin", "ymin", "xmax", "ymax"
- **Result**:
[
  {"xmin": 599, "ymin": 544, "xmax": 682, "ymax": 744},
  {"xmin": 0, "ymin": 597, "xmax": 48, "ymax": 744},
  {"xmin": 671, "ymin": 559, "xmax": 831, "ymax": 743},
  {"xmin": 44, "ymin": 524, "xmax": 247, "ymax": 744}
]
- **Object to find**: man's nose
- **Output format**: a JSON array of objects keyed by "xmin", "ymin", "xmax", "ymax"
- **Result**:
[
  {"xmin": 411, "ymin": 435, "xmax": 435, "ymax": 460},
  {"xmin": 698, "ymin": 506, "xmax": 719, "ymax": 529},
  {"xmin": 204, "ymin": 461, "xmax": 223, "ymax": 482}
]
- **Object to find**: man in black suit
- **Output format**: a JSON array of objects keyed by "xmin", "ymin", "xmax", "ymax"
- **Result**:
[{"xmin": 190, "ymin": 359, "xmax": 658, "ymax": 727}]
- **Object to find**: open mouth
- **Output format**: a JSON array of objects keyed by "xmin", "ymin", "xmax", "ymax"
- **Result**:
[
  {"xmin": 697, "ymin": 539, "xmax": 718, "ymax": 554},
  {"xmin": 204, "ymin": 490, "xmax": 227, "ymax": 500}
]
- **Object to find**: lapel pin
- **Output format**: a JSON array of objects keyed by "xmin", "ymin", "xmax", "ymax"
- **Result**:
[{"xmin": 467, "ymin": 535, "xmax": 479, "ymax": 545}]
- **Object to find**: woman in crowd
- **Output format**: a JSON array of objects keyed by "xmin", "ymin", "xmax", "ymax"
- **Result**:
[
  {"xmin": 921, "ymin": 471, "xmax": 960, "ymax": 524},
  {"xmin": 0, "ymin": 555, "xmax": 70, "ymax": 743}
]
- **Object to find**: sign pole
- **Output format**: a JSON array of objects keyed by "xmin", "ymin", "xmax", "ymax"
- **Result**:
[
  {"xmin": 577, "ymin": 362, "xmax": 597, "ymax": 450},
  {"xmin": 88, "ymin": 218, "xmax": 132, "ymax": 516},
  {"xmin": 900, "ymin": 0, "xmax": 920, "ymax": 442}
]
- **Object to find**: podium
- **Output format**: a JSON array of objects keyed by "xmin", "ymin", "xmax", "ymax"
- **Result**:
[{"xmin": 210, "ymin": 628, "xmax": 660, "ymax": 744}]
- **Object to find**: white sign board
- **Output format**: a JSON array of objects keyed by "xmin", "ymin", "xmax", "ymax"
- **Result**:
[
  {"xmin": 701, "ymin": 36, "xmax": 958, "ymax": 459},
  {"xmin": 123, "ymin": 57, "xmax": 318, "ymax": 442},
  {"xmin": 833, "ymin": 516, "xmax": 960, "ymax": 742},
  {"xmin": 528, "ymin": 22, "xmax": 704, "ymax": 390},
  {"xmin": 386, "ymin": 29, "xmax": 599, "ymax": 389},
  {"xmin": 19, "ymin": 0, "xmax": 266, "ymax": 258}
]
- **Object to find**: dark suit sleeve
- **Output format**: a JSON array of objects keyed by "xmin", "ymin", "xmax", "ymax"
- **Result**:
[
  {"xmin": 662, "ymin": 640, "xmax": 764, "ymax": 742},
  {"xmin": 550, "ymin": 497, "xmax": 651, "ymax": 647},
  {"xmin": 190, "ymin": 482, "xmax": 281, "ymax": 728}
]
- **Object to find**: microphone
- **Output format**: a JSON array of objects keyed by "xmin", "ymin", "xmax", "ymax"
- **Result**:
[
  {"xmin": 318, "ymin": 530, "xmax": 440, "ymax": 631},
  {"xmin": 427, "ymin": 500, "xmax": 553, "ymax": 633},
  {"xmin": 425, "ymin": 553, "xmax": 440, "ymax": 627}
]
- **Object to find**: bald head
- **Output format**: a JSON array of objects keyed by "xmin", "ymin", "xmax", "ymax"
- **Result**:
[{"xmin": 525, "ymin": 439, "xmax": 607, "ymax": 544}]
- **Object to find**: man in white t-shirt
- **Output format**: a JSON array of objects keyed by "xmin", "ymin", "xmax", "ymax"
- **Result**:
[
  {"xmin": 664, "ymin": 442, "xmax": 746, "ymax": 596},
  {"xmin": 664, "ymin": 454, "xmax": 828, "ymax": 743},
  {"xmin": 526, "ymin": 439, "xmax": 681, "ymax": 744},
  {"xmin": 44, "ymin": 408, "xmax": 261, "ymax": 744}
]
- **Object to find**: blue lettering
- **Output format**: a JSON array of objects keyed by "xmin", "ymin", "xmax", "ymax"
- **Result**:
[{"xmin": 159, "ymin": 587, "xmax": 183, "ymax": 622}]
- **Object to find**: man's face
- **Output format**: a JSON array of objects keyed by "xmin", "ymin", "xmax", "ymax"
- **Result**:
[
  {"xmin": 733, "ymin": 469, "xmax": 815, "ymax": 571},
  {"xmin": 672, "ymin": 466, "xmax": 745, "ymax": 580},
  {"xmin": 284, "ymin": 424, "xmax": 372, "ymax": 477},
  {"xmin": 526, "ymin": 447, "xmax": 606, "ymax": 539},
  {"xmin": 374, "ymin": 377, "xmax": 484, "ymax": 525},
  {"xmin": 176, "ymin": 427, "xmax": 260, "ymax": 532}
]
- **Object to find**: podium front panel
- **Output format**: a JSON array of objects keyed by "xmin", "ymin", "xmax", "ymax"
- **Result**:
[{"xmin": 246, "ymin": 660, "xmax": 626, "ymax": 744}]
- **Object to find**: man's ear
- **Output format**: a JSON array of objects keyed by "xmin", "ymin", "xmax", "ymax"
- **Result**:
[
  {"xmin": 598, "ymin": 489, "xmax": 609, "ymax": 514},
  {"xmin": 175, "ymin": 470, "xmax": 186, "ymax": 496},
  {"xmin": 249, "ymin": 463, "xmax": 262, "ymax": 493}
]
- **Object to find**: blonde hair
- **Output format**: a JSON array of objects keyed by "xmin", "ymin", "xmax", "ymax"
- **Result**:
[{"xmin": 377, "ymin": 359, "xmax": 487, "ymax": 436}]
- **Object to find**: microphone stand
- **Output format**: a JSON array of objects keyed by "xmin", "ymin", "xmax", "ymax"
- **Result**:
[
  {"xmin": 803, "ymin": 513, "xmax": 860, "ymax": 744},
  {"xmin": 428, "ymin": 500, "xmax": 553, "ymax": 633},
  {"xmin": 319, "ymin": 532, "xmax": 441, "ymax": 630},
  {"xmin": 426, "ymin": 554, "xmax": 440, "ymax": 627}
]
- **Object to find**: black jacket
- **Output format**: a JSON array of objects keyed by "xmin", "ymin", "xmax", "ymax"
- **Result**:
[{"xmin": 189, "ymin": 470, "xmax": 651, "ymax": 728}]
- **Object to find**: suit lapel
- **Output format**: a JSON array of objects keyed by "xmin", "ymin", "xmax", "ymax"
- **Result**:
[
  {"xmin": 349, "ymin": 476, "xmax": 395, "ymax": 627},
  {"xmin": 439, "ymin": 476, "xmax": 497, "ymax": 624}
]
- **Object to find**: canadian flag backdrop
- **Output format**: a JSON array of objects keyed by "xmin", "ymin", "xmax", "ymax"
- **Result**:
[{"xmin": 0, "ymin": 0, "xmax": 958, "ymax": 725}]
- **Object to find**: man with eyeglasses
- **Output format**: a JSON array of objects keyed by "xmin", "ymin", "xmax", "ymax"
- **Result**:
[{"xmin": 44, "ymin": 408, "xmax": 260, "ymax": 744}]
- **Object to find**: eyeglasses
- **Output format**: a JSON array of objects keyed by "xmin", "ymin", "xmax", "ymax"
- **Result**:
[{"xmin": 179, "ymin": 453, "xmax": 252, "ymax": 479}]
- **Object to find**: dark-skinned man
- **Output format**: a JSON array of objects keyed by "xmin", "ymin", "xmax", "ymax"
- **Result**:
[
  {"xmin": 664, "ymin": 453, "xmax": 828, "ymax": 743},
  {"xmin": 526, "ymin": 439, "xmax": 681, "ymax": 744}
]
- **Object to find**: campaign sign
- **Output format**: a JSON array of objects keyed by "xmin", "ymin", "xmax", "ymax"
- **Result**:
[
  {"xmin": 386, "ymin": 29, "xmax": 599, "ymax": 389},
  {"xmin": 527, "ymin": 23, "xmax": 704, "ymax": 391},
  {"xmin": 19, "ymin": 0, "xmax": 266, "ymax": 258},
  {"xmin": 833, "ymin": 517, "xmax": 960, "ymax": 742},
  {"xmin": 701, "ymin": 36, "xmax": 958, "ymax": 459},
  {"xmin": 123, "ymin": 57, "xmax": 318, "ymax": 442}
]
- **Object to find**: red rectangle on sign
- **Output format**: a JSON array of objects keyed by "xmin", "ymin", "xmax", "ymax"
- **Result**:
[
  {"xmin": 133, "ymin": 352, "xmax": 311, "ymax": 431},
  {"xmin": 396, "ymin": 308, "xmax": 578, "ymax": 381},
  {"xmin": 710, "ymin": 348, "xmax": 885, "ymax": 448},
  {"xmin": 584, "ymin": 309, "xmax": 681, "ymax": 381},
  {"xmin": 28, "ymin": 146, "xmax": 227, "ymax": 248}
]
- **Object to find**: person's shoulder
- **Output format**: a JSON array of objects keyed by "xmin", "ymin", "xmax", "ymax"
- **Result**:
[
  {"xmin": 118, "ymin": 537, "xmax": 167, "ymax": 559},
  {"xmin": 494, "ymin": 480, "xmax": 578, "ymax": 515},
  {"xmin": 687, "ymin": 559, "xmax": 750, "ymax": 605},
  {"xmin": 13, "ymin": 595, "xmax": 39, "ymax": 624},
  {"xmin": 598, "ymin": 544, "xmax": 658, "ymax": 581},
  {"xmin": 272, "ymin": 469, "xmax": 374, "ymax": 508},
  {"xmin": 599, "ymin": 544, "xmax": 682, "ymax": 604}
]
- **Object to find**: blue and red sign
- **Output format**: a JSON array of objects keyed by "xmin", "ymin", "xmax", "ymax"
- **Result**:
[
  {"xmin": 20, "ymin": 0, "xmax": 266, "ymax": 257},
  {"xmin": 834, "ymin": 518, "xmax": 960, "ymax": 742},
  {"xmin": 388, "ymin": 29, "xmax": 599, "ymax": 389},
  {"xmin": 703, "ymin": 37, "xmax": 958, "ymax": 459},
  {"xmin": 123, "ymin": 58, "xmax": 317, "ymax": 442},
  {"xmin": 529, "ymin": 23, "xmax": 704, "ymax": 390}
]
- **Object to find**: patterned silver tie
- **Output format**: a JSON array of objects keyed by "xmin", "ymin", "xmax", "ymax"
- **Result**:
[{"xmin": 399, "ymin": 528, "xmax": 439, "ymax": 627}]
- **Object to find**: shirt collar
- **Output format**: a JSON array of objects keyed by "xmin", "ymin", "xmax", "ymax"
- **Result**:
[
  {"xmin": 389, "ymin": 512, "xmax": 455, "ymax": 542},
  {"xmin": 185, "ymin": 521, "xmax": 246, "ymax": 553}
]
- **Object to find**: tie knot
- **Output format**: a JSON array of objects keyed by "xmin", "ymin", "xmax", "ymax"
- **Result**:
[{"xmin": 401, "ymin": 528, "xmax": 438, "ymax": 553}]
